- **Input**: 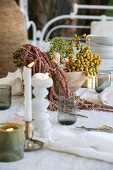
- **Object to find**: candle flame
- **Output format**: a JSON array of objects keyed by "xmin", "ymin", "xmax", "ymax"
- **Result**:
[
  {"xmin": 27, "ymin": 62, "xmax": 35, "ymax": 68},
  {"xmin": 6, "ymin": 128, "xmax": 14, "ymax": 132}
]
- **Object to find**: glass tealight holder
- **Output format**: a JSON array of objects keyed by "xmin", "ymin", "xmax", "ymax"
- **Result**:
[
  {"xmin": 95, "ymin": 71, "xmax": 111, "ymax": 93},
  {"xmin": 57, "ymin": 94, "xmax": 77, "ymax": 126},
  {"xmin": 0, "ymin": 85, "xmax": 12, "ymax": 110}
]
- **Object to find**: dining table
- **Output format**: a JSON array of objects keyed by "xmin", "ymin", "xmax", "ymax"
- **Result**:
[
  {"xmin": 0, "ymin": 87, "xmax": 113, "ymax": 170},
  {"xmin": 0, "ymin": 71, "xmax": 113, "ymax": 170}
]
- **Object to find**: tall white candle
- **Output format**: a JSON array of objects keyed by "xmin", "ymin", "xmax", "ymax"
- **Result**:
[{"xmin": 23, "ymin": 66, "xmax": 32, "ymax": 122}]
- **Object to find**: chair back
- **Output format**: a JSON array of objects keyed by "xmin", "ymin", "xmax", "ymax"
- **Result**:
[{"xmin": 39, "ymin": 3, "xmax": 113, "ymax": 44}]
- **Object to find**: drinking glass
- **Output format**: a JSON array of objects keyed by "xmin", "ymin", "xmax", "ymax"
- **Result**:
[
  {"xmin": 57, "ymin": 94, "xmax": 77, "ymax": 126},
  {"xmin": 95, "ymin": 71, "xmax": 111, "ymax": 93},
  {"xmin": 0, "ymin": 84, "xmax": 12, "ymax": 110}
]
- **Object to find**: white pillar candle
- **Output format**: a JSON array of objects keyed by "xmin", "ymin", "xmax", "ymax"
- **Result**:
[
  {"xmin": 32, "ymin": 73, "xmax": 53, "ymax": 88},
  {"xmin": 32, "ymin": 73, "xmax": 53, "ymax": 137},
  {"xmin": 23, "ymin": 66, "xmax": 32, "ymax": 122}
]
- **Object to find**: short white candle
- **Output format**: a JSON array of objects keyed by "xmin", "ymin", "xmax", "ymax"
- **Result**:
[
  {"xmin": 23, "ymin": 63, "xmax": 34, "ymax": 122},
  {"xmin": 32, "ymin": 73, "xmax": 53, "ymax": 88}
]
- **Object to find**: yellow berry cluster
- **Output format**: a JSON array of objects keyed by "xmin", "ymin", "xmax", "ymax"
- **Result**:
[{"xmin": 65, "ymin": 34, "xmax": 102, "ymax": 76}]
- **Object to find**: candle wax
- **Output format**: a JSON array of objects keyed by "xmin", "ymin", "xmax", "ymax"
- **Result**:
[{"xmin": 23, "ymin": 66, "xmax": 32, "ymax": 122}]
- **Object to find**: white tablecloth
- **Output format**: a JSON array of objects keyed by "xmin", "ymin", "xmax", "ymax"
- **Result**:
[{"xmin": 0, "ymin": 94, "xmax": 113, "ymax": 170}]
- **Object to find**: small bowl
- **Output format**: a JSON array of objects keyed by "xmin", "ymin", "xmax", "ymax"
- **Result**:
[{"xmin": 66, "ymin": 72, "xmax": 86, "ymax": 92}]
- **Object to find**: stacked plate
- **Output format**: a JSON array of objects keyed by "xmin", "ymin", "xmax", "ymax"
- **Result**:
[{"xmin": 87, "ymin": 35, "xmax": 113, "ymax": 71}]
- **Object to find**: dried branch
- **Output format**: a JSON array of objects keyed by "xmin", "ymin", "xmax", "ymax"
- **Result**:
[
  {"xmin": 77, "ymin": 97, "xmax": 113, "ymax": 112},
  {"xmin": 13, "ymin": 44, "xmax": 71, "ymax": 109}
]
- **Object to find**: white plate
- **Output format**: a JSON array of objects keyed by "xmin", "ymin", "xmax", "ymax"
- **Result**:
[
  {"xmin": 100, "ymin": 59, "xmax": 113, "ymax": 70},
  {"xmin": 87, "ymin": 34, "xmax": 113, "ymax": 46},
  {"xmin": 94, "ymin": 52, "xmax": 113, "ymax": 59},
  {"xmin": 99, "ymin": 67, "xmax": 113, "ymax": 71},
  {"xmin": 87, "ymin": 40, "xmax": 113, "ymax": 48},
  {"xmin": 90, "ymin": 45, "xmax": 113, "ymax": 53}
]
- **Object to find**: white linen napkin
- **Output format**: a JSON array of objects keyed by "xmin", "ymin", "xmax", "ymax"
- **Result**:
[
  {"xmin": 98, "ymin": 87, "xmax": 113, "ymax": 106},
  {"xmin": 0, "ymin": 69, "xmax": 23, "ymax": 96},
  {"xmin": 47, "ymin": 128, "xmax": 113, "ymax": 163}
]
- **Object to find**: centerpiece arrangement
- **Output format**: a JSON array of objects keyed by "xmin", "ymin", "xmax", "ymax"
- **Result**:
[
  {"xmin": 13, "ymin": 34, "xmax": 106, "ymax": 111},
  {"xmin": 47, "ymin": 34, "xmax": 102, "ymax": 89},
  {"xmin": 47, "ymin": 34, "xmax": 102, "ymax": 76}
]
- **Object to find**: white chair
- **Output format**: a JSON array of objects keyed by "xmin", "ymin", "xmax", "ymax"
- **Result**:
[
  {"xmin": 18, "ymin": 2, "xmax": 113, "ymax": 48},
  {"xmin": 19, "ymin": 0, "xmax": 41, "ymax": 46},
  {"xmin": 39, "ymin": 3, "xmax": 113, "ymax": 45}
]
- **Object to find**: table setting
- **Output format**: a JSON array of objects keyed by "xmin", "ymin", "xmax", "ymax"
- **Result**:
[{"xmin": 1, "ymin": 33, "xmax": 113, "ymax": 169}]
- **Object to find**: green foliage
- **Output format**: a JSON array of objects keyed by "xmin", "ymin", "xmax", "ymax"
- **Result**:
[
  {"xmin": 13, "ymin": 47, "xmax": 25, "ymax": 67},
  {"xmin": 104, "ymin": 0, "xmax": 113, "ymax": 16},
  {"xmin": 46, "ymin": 37, "xmax": 74, "ymax": 63}
]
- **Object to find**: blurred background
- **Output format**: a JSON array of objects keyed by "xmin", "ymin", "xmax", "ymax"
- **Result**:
[
  {"xmin": 15, "ymin": 0, "xmax": 113, "ymax": 39},
  {"xmin": 0, "ymin": 0, "xmax": 113, "ymax": 77}
]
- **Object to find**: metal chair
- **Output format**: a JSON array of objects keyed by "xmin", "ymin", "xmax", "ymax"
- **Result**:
[
  {"xmin": 39, "ymin": 3, "xmax": 113, "ymax": 45},
  {"xmin": 19, "ymin": 0, "xmax": 41, "ymax": 45},
  {"xmin": 18, "ymin": 1, "xmax": 113, "ymax": 47}
]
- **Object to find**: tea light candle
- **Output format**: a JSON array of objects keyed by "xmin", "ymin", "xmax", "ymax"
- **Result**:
[
  {"xmin": 87, "ymin": 76, "xmax": 95, "ymax": 88},
  {"xmin": 82, "ymin": 76, "xmax": 95, "ymax": 88},
  {"xmin": 0, "ymin": 123, "xmax": 25, "ymax": 162}
]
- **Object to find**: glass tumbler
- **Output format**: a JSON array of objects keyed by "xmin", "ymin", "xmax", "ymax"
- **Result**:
[
  {"xmin": 95, "ymin": 71, "xmax": 111, "ymax": 93},
  {"xmin": 57, "ymin": 95, "xmax": 77, "ymax": 126},
  {"xmin": 0, "ymin": 85, "xmax": 12, "ymax": 110}
]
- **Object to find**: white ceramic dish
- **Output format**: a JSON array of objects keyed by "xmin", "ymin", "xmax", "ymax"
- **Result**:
[
  {"xmin": 93, "ymin": 52, "xmax": 113, "ymax": 59},
  {"xmin": 100, "ymin": 59, "xmax": 113, "ymax": 70},
  {"xmin": 87, "ymin": 34, "xmax": 113, "ymax": 46},
  {"xmin": 90, "ymin": 45, "xmax": 113, "ymax": 54},
  {"xmin": 87, "ymin": 40, "xmax": 113, "ymax": 48}
]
